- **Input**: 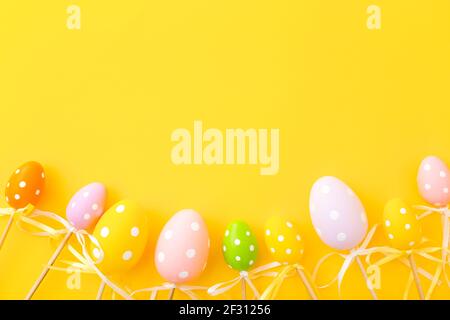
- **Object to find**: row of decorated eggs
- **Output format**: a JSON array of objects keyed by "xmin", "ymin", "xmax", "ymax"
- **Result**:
[{"xmin": 3, "ymin": 156, "xmax": 449, "ymax": 282}]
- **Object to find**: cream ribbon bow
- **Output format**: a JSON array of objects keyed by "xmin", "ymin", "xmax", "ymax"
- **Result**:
[
  {"xmin": 313, "ymin": 225, "xmax": 377, "ymax": 295},
  {"xmin": 131, "ymin": 282, "xmax": 208, "ymax": 300},
  {"xmin": 20, "ymin": 209, "xmax": 134, "ymax": 300},
  {"xmin": 415, "ymin": 205, "xmax": 450, "ymax": 288},
  {"xmin": 207, "ymin": 262, "xmax": 281, "ymax": 299},
  {"xmin": 260, "ymin": 263, "xmax": 317, "ymax": 300},
  {"xmin": 364, "ymin": 241, "xmax": 442, "ymax": 300}
]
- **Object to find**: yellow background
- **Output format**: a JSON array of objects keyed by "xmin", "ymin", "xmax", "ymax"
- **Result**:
[{"xmin": 1, "ymin": 0, "xmax": 449, "ymax": 300}]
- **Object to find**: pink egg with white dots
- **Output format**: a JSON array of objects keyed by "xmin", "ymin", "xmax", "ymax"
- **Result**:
[
  {"xmin": 155, "ymin": 209, "xmax": 209, "ymax": 284},
  {"xmin": 66, "ymin": 182, "xmax": 107, "ymax": 230},
  {"xmin": 417, "ymin": 156, "xmax": 450, "ymax": 207},
  {"xmin": 309, "ymin": 176, "xmax": 368, "ymax": 251}
]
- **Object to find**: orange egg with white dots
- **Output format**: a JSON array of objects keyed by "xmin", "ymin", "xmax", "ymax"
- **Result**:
[
  {"xmin": 264, "ymin": 216, "xmax": 304, "ymax": 264},
  {"xmin": 383, "ymin": 198, "xmax": 422, "ymax": 250},
  {"xmin": 5, "ymin": 161, "xmax": 45, "ymax": 209}
]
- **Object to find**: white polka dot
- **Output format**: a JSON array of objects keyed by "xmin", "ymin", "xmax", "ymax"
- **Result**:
[
  {"xmin": 234, "ymin": 239, "xmax": 241, "ymax": 246},
  {"xmin": 14, "ymin": 194, "xmax": 20, "ymax": 200},
  {"xmin": 425, "ymin": 184, "xmax": 431, "ymax": 190},
  {"xmin": 286, "ymin": 248, "xmax": 292, "ymax": 255},
  {"xmin": 71, "ymin": 202, "xmax": 76, "ymax": 208},
  {"xmin": 385, "ymin": 220, "xmax": 391, "ymax": 227},
  {"xmin": 246, "ymin": 231, "xmax": 251, "ymax": 236},
  {"xmin": 286, "ymin": 221, "xmax": 293, "ymax": 228},
  {"xmin": 388, "ymin": 233, "xmax": 394, "ymax": 240},
  {"xmin": 115, "ymin": 204, "xmax": 125, "ymax": 213},
  {"xmin": 122, "ymin": 251, "xmax": 133, "ymax": 261},
  {"xmin": 83, "ymin": 191, "xmax": 89, "ymax": 198},
  {"xmin": 223, "ymin": 245, "xmax": 227, "ymax": 252},
  {"xmin": 337, "ymin": 233, "xmax": 347, "ymax": 242},
  {"xmin": 186, "ymin": 249, "xmax": 196, "ymax": 258},
  {"xmin": 93, "ymin": 248, "xmax": 101, "ymax": 259},
  {"xmin": 265, "ymin": 229, "xmax": 271, "ymax": 236},
  {"xmin": 15, "ymin": 169, "xmax": 20, "ymax": 174},
  {"xmin": 179, "ymin": 271, "xmax": 189, "ymax": 279},
  {"xmin": 424, "ymin": 163, "xmax": 431, "ymax": 171},
  {"xmin": 225, "ymin": 230, "xmax": 230, "ymax": 237},
  {"xmin": 329, "ymin": 210, "xmax": 340, "ymax": 221},
  {"xmin": 278, "ymin": 235, "xmax": 284, "ymax": 242},
  {"xmin": 100, "ymin": 227, "xmax": 109, "ymax": 238},
  {"xmin": 440, "ymin": 171, "xmax": 447, "ymax": 178},
  {"xmin": 270, "ymin": 248, "xmax": 275, "ymax": 253},
  {"xmin": 92, "ymin": 203, "xmax": 99, "ymax": 210},
  {"xmin": 35, "ymin": 189, "xmax": 41, "ymax": 196},
  {"xmin": 41, "ymin": 172, "xmax": 45, "ymax": 179},
  {"xmin": 409, "ymin": 241, "xmax": 415, "ymax": 247},
  {"xmin": 158, "ymin": 252, "xmax": 165, "ymax": 262},
  {"xmin": 296, "ymin": 235, "xmax": 301, "ymax": 241},
  {"xmin": 321, "ymin": 185, "xmax": 331, "ymax": 194},
  {"xmin": 400, "ymin": 208, "xmax": 407, "ymax": 214},
  {"xmin": 164, "ymin": 230, "xmax": 173, "ymax": 240},
  {"xmin": 83, "ymin": 213, "xmax": 91, "ymax": 220},
  {"xmin": 444, "ymin": 188, "xmax": 449, "ymax": 194},
  {"xmin": 405, "ymin": 224, "xmax": 411, "ymax": 230},
  {"xmin": 249, "ymin": 260, "xmax": 254, "ymax": 266},
  {"xmin": 191, "ymin": 222, "xmax": 200, "ymax": 231},
  {"xmin": 249, "ymin": 245, "xmax": 255, "ymax": 251},
  {"xmin": 131, "ymin": 227, "xmax": 139, "ymax": 237},
  {"xmin": 19, "ymin": 181, "xmax": 26, "ymax": 188},
  {"xmin": 235, "ymin": 256, "xmax": 241, "ymax": 261}
]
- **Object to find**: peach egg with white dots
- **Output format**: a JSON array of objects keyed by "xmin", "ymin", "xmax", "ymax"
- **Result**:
[
  {"xmin": 309, "ymin": 176, "xmax": 369, "ymax": 251},
  {"xmin": 155, "ymin": 209, "xmax": 209, "ymax": 284},
  {"xmin": 417, "ymin": 156, "xmax": 450, "ymax": 207},
  {"xmin": 383, "ymin": 199, "xmax": 421, "ymax": 250},
  {"xmin": 92, "ymin": 200, "xmax": 149, "ymax": 275},
  {"xmin": 5, "ymin": 161, "xmax": 45, "ymax": 209},
  {"xmin": 265, "ymin": 216, "xmax": 304, "ymax": 264}
]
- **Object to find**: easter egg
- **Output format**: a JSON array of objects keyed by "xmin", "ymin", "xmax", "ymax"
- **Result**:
[
  {"xmin": 155, "ymin": 209, "xmax": 209, "ymax": 284},
  {"xmin": 383, "ymin": 199, "xmax": 421, "ymax": 250},
  {"xmin": 265, "ymin": 216, "xmax": 304, "ymax": 264},
  {"xmin": 92, "ymin": 200, "xmax": 148, "ymax": 275},
  {"xmin": 66, "ymin": 183, "xmax": 107, "ymax": 230},
  {"xmin": 222, "ymin": 221, "xmax": 258, "ymax": 271},
  {"xmin": 417, "ymin": 156, "xmax": 450, "ymax": 207},
  {"xmin": 5, "ymin": 161, "xmax": 45, "ymax": 209},
  {"xmin": 309, "ymin": 176, "xmax": 368, "ymax": 251}
]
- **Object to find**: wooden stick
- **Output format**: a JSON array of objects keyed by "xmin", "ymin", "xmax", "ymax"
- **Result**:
[
  {"xmin": 96, "ymin": 281, "xmax": 106, "ymax": 300},
  {"xmin": 408, "ymin": 254, "xmax": 425, "ymax": 300},
  {"xmin": 241, "ymin": 277, "xmax": 246, "ymax": 300},
  {"xmin": 355, "ymin": 255, "xmax": 378, "ymax": 300},
  {"xmin": 25, "ymin": 231, "xmax": 73, "ymax": 300},
  {"xmin": 296, "ymin": 267, "xmax": 318, "ymax": 300},
  {"xmin": 168, "ymin": 287, "xmax": 175, "ymax": 300},
  {"xmin": 0, "ymin": 214, "xmax": 14, "ymax": 250}
]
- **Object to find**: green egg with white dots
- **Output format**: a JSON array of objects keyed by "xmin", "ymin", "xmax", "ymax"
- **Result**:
[{"xmin": 222, "ymin": 220, "xmax": 258, "ymax": 271}]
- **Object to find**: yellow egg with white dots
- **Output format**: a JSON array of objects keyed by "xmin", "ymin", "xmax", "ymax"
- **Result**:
[
  {"xmin": 92, "ymin": 200, "xmax": 149, "ymax": 275},
  {"xmin": 383, "ymin": 198, "xmax": 422, "ymax": 250},
  {"xmin": 264, "ymin": 216, "xmax": 304, "ymax": 264}
]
